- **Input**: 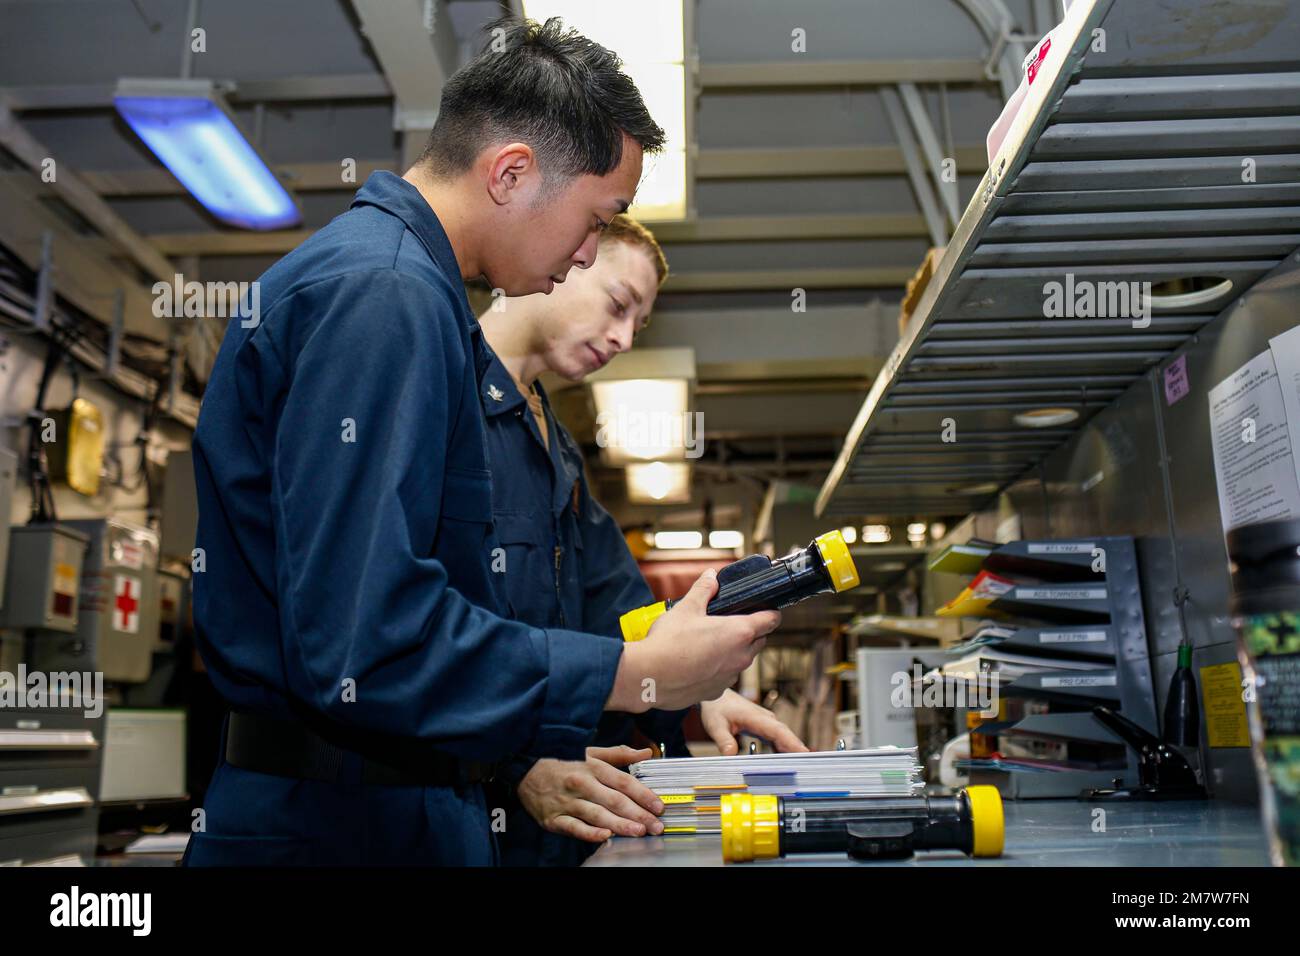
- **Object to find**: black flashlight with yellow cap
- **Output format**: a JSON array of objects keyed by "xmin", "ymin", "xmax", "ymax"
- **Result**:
[
  {"xmin": 619, "ymin": 530, "xmax": 861, "ymax": 642},
  {"xmin": 718, "ymin": 787, "xmax": 1004, "ymax": 863}
]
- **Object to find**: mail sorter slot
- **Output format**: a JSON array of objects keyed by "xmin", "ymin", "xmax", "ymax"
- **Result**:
[
  {"xmin": 989, "ymin": 584, "xmax": 1112, "ymax": 623},
  {"xmin": 0, "ymin": 729, "xmax": 99, "ymax": 750},
  {"xmin": 0, "ymin": 763, "xmax": 104, "ymax": 801},
  {"xmin": 0, "ymin": 733, "xmax": 101, "ymax": 780},
  {"xmin": 929, "ymin": 541, "xmax": 995, "ymax": 576},
  {"xmin": 0, "ymin": 786, "xmax": 93, "ymax": 818},
  {"xmin": 1004, "ymin": 670, "xmax": 1122, "ymax": 705},
  {"xmin": 985, "ymin": 625, "xmax": 1117, "ymax": 661},
  {"xmin": 982, "ymin": 540, "xmax": 1107, "ymax": 581},
  {"xmin": 972, "ymin": 712, "xmax": 1125, "ymax": 745},
  {"xmin": 0, "ymin": 707, "xmax": 106, "ymax": 737},
  {"xmin": 0, "ymin": 737, "xmax": 104, "ymax": 772},
  {"xmin": 0, "ymin": 712, "xmax": 106, "ymax": 768},
  {"xmin": 0, "ymin": 808, "xmax": 99, "ymax": 866}
]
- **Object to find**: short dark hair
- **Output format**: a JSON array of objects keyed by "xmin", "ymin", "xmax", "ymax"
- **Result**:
[{"xmin": 419, "ymin": 16, "xmax": 666, "ymax": 183}]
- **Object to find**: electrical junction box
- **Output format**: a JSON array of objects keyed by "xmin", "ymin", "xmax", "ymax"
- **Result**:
[
  {"xmin": 157, "ymin": 570, "xmax": 184, "ymax": 631},
  {"xmin": 160, "ymin": 448, "xmax": 198, "ymax": 564},
  {"xmin": 38, "ymin": 519, "xmax": 161, "ymax": 683},
  {"xmin": 64, "ymin": 520, "xmax": 159, "ymax": 686},
  {"xmin": 0, "ymin": 524, "xmax": 88, "ymax": 633}
]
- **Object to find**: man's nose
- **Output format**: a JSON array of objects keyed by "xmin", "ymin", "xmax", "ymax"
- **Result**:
[
  {"xmin": 609, "ymin": 320, "xmax": 634, "ymax": 354},
  {"xmin": 572, "ymin": 231, "xmax": 600, "ymax": 270}
]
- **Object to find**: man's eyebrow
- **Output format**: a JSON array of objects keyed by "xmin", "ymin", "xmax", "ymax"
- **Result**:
[{"xmin": 621, "ymin": 279, "xmax": 643, "ymax": 305}]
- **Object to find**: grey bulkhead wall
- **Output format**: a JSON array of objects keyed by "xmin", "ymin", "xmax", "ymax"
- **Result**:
[{"xmin": 1006, "ymin": 252, "xmax": 1300, "ymax": 805}]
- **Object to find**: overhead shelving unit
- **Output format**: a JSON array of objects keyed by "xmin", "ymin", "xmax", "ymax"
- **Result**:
[{"xmin": 817, "ymin": 0, "xmax": 1300, "ymax": 518}]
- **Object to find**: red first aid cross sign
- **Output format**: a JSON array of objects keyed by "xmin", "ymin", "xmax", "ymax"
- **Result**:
[{"xmin": 114, "ymin": 575, "xmax": 141, "ymax": 633}]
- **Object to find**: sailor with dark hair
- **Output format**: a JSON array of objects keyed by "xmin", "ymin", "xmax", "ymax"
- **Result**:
[{"xmin": 186, "ymin": 17, "xmax": 779, "ymax": 866}]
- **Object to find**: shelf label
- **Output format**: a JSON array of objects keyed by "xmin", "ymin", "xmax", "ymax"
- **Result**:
[
  {"xmin": 1041, "ymin": 674, "xmax": 1117, "ymax": 688},
  {"xmin": 1027, "ymin": 543, "xmax": 1095, "ymax": 554},
  {"xmin": 1039, "ymin": 630, "xmax": 1108, "ymax": 644},
  {"xmin": 1015, "ymin": 587, "xmax": 1107, "ymax": 600}
]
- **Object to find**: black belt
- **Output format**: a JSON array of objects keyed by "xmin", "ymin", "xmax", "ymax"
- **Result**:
[{"xmin": 224, "ymin": 710, "xmax": 496, "ymax": 787}]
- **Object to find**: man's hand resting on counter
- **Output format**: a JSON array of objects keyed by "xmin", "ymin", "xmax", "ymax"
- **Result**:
[
  {"xmin": 518, "ymin": 696, "xmax": 806, "ymax": 843},
  {"xmin": 516, "ymin": 745, "xmax": 665, "ymax": 843}
]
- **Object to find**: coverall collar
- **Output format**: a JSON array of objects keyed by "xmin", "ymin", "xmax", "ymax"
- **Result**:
[
  {"xmin": 479, "ymin": 345, "xmax": 582, "ymax": 517},
  {"xmin": 350, "ymin": 171, "xmax": 491, "ymax": 379},
  {"xmin": 350, "ymin": 171, "xmax": 474, "ymax": 327},
  {"xmin": 479, "ymin": 346, "xmax": 530, "ymax": 418}
]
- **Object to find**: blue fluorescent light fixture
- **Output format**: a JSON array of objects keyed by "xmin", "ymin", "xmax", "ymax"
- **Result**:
[{"xmin": 114, "ymin": 78, "xmax": 300, "ymax": 231}]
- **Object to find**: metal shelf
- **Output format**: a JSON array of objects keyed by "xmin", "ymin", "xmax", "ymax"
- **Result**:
[
  {"xmin": 0, "ymin": 787, "xmax": 93, "ymax": 818},
  {"xmin": 975, "ymin": 712, "xmax": 1124, "ymax": 745},
  {"xmin": 0, "ymin": 730, "xmax": 98, "ymax": 751},
  {"xmin": 817, "ymin": 0, "xmax": 1300, "ymax": 517}
]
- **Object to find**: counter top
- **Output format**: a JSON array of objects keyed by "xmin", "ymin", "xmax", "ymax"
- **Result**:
[{"xmin": 586, "ymin": 798, "xmax": 1271, "ymax": 867}]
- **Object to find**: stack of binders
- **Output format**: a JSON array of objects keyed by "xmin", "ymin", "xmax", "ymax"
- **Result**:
[{"xmin": 629, "ymin": 748, "xmax": 922, "ymax": 834}]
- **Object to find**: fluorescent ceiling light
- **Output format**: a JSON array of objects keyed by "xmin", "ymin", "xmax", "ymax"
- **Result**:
[
  {"xmin": 709, "ymin": 530, "xmax": 743, "ymax": 550},
  {"xmin": 589, "ymin": 347, "xmax": 696, "ymax": 466},
  {"xmin": 1013, "ymin": 407, "xmax": 1079, "ymax": 428},
  {"xmin": 114, "ymin": 78, "xmax": 300, "ymax": 231},
  {"xmin": 655, "ymin": 530, "xmax": 702, "ymax": 550},
  {"xmin": 522, "ymin": 0, "xmax": 688, "ymax": 220},
  {"xmin": 839, "ymin": 525, "xmax": 858, "ymax": 544},
  {"xmin": 627, "ymin": 461, "xmax": 691, "ymax": 504},
  {"xmin": 954, "ymin": 482, "xmax": 1002, "ymax": 495},
  {"xmin": 862, "ymin": 524, "xmax": 892, "ymax": 544},
  {"xmin": 1147, "ymin": 277, "xmax": 1233, "ymax": 310},
  {"xmin": 593, "ymin": 378, "xmax": 689, "ymax": 464}
]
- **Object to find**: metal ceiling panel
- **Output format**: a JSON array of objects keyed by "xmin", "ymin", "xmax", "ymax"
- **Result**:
[{"xmin": 817, "ymin": 0, "xmax": 1300, "ymax": 519}]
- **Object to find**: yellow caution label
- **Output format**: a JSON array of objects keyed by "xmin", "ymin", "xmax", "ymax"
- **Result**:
[
  {"xmin": 660, "ymin": 794, "xmax": 695, "ymax": 805},
  {"xmin": 1200, "ymin": 662, "xmax": 1250, "ymax": 748},
  {"xmin": 54, "ymin": 563, "xmax": 78, "ymax": 595}
]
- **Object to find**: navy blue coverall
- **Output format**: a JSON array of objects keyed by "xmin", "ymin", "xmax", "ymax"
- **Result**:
[
  {"xmin": 477, "ymin": 350, "xmax": 690, "ymax": 866},
  {"xmin": 184, "ymin": 172, "xmax": 621, "ymax": 865}
]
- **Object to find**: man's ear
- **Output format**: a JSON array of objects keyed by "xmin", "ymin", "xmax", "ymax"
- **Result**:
[{"xmin": 485, "ymin": 142, "xmax": 536, "ymax": 206}]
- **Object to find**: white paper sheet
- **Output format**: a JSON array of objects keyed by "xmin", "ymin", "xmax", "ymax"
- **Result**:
[
  {"xmin": 1269, "ymin": 323, "xmax": 1300, "ymax": 490},
  {"xmin": 1207, "ymin": 349, "xmax": 1300, "ymax": 534}
]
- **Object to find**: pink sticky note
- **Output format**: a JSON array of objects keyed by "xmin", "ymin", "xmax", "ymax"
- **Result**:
[{"xmin": 1164, "ymin": 354, "xmax": 1190, "ymax": 405}]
